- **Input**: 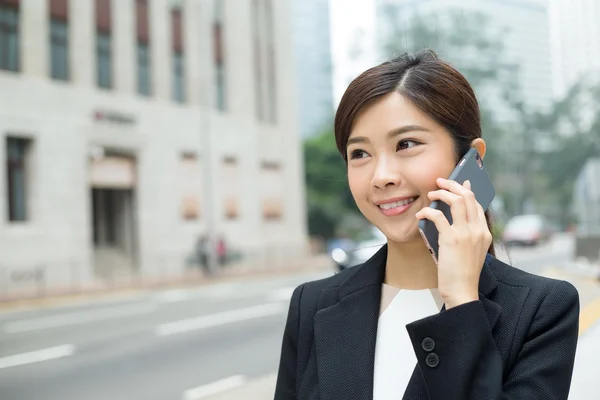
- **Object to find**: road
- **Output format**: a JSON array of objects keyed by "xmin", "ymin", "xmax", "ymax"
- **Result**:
[
  {"xmin": 0, "ymin": 233, "xmax": 597, "ymax": 400},
  {"xmin": 0, "ymin": 270, "xmax": 331, "ymax": 400}
]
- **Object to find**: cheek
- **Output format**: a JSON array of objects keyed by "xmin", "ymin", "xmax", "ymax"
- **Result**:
[
  {"xmin": 409, "ymin": 154, "xmax": 456, "ymax": 192},
  {"xmin": 347, "ymin": 170, "xmax": 365, "ymax": 200}
]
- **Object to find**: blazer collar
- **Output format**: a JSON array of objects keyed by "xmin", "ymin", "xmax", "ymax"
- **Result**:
[{"xmin": 313, "ymin": 244, "xmax": 501, "ymax": 400}]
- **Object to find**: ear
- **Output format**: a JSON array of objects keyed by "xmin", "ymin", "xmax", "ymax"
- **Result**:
[{"xmin": 471, "ymin": 138, "xmax": 487, "ymax": 159}]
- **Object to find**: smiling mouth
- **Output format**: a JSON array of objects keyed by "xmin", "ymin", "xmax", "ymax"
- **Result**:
[{"xmin": 378, "ymin": 196, "xmax": 418, "ymax": 210}]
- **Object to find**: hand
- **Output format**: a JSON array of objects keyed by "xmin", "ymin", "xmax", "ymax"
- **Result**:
[{"xmin": 415, "ymin": 178, "xmax": 493, "ymax": 309}]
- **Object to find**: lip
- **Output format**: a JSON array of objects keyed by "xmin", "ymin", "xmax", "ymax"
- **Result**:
[
  {"xmin": 376, "ymin": 196, "xmax": 419, "ymax": 217},
  {"xmin": 374, "ymin": 195, "xmax": 417, "ymax": 206}
]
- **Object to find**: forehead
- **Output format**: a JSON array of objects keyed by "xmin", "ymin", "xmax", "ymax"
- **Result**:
[{"xmin": 350, "ymin": 92, "xmax": 439, "ymax": 137}]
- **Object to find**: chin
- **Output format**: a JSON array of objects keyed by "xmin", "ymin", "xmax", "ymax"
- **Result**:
[{"xmin": 375, "ymin": 221, "xmax": 421, "ymax": 244}]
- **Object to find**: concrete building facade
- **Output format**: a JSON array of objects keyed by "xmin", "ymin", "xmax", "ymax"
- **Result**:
[{"xmin": 0, "ymin": 0, "xmax": 308, "ymax": 294}]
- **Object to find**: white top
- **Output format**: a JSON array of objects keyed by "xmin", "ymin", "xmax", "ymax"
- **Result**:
[{"xmin": 373, "ymin": 284, "xmax": 444, "ymax": 400}]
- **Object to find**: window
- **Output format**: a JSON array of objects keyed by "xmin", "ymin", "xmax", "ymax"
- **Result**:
[
  {"xmin": 136, "ymin": 0, "xmax": 151, "ymax": 96},
  {"xmin": 180, "ymin": 153, "xmax": 201, "ymax": 220},
  {"xmin": 172, "ymin": 51, "xmax": 185, "ymax": 102},
  {"xmin": 137, "ymin": 43, "xmax": 150, "ymax": 96},
  {"xmin": 95, "ymin": 0, "xmax": 112, "ymax": 89},
  {"xmin": 222, "ymin": 156, "xmax": 239, "ymax": 220},
  {"xmin": 96, "ymin": 33, "xmax": 112, "ymax": 88},
  {"xmin": 213, "ymin": 2, "xmax": 226, "ymax": 111},
  {"xmin": 261, "ymin": 159, "xmax": 282, "ymax": 221},
  {"xmin": 171, "ymin": 8, "xmax": 185, "ymax": 103},
  {"xmin": 50, "ymin": 19, "xmax": 69, "ymax": 80},
  {"xmin": 6, "ymin": 137, "xmax": 30, "ymax": 222},
  {"xmin": 0, "ymin": 5, "xmax": 19, "ymax": 72}
]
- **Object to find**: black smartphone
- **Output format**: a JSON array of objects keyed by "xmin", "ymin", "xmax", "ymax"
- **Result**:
[{"xmin": 418, "ymin": 147, "xmax": 495, "ymax": 263}]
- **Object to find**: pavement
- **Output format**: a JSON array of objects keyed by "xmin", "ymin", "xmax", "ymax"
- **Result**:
[{"xmin": 0, "ymin": 234, "xmax": 599, "ymax": 399}]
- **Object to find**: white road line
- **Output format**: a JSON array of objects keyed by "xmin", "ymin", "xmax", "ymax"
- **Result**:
[
  {"xmin": 182, "ymin": 375, "xmax": 247, "ymax": 400},
  {"xmin": 156, "ymin": 303, "xmax": 286, "ymax": 336},
  {"xmin": 3, "ymin": 303, "xmax": 157, "ymax": 334},
  {"xmin": 0, "ymin": 345, "xmax": 75, "ymax": 369}
]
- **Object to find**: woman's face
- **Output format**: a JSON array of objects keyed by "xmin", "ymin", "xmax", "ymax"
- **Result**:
[{"xmin": 346, "ymin": 92, "xmax": 458, "ymax": 244}]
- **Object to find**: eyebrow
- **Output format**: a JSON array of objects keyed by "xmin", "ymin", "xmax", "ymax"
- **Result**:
[{"xmin": 347, "ymin": 124, "xmax": 431, "ymax": 147}]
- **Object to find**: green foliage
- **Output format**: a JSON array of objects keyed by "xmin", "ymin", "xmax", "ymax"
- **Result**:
[{"xmin": 303, "ymin": 131, "xmax": 361, "ymax": 238}]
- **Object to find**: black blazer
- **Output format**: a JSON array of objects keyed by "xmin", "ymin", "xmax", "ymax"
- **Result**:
[{"xmin": 274, "ymin": 245, "xmax": 580, "ymax": 400}]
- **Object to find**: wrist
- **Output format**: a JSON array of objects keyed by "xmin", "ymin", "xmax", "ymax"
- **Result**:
[{"xmin": 443, "ymin": 293, "xmax": 479, "ymax": 309}]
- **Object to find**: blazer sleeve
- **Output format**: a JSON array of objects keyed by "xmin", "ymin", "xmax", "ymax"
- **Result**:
[
  {"xmin": 274, "ymin": 283, "xmax": 305, "ymax": 400},
  {"xmin": 405, "ymin": 280, "xmax": 580, "ymax": 400}
]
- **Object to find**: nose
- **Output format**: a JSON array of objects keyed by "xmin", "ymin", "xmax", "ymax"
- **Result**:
[{"xmin": 372, "ymin": 154, "xmax": 402, "ymax": 189}]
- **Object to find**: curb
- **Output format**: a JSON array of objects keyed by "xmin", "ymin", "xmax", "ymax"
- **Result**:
[{"xmin": 0, "ymin": 260, "xmax": 334, "ymax": 314}]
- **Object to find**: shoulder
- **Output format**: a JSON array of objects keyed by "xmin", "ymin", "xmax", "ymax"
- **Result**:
[{"xmin": 487, "ymin": 255, "xmax": 579, "ymax": 315}]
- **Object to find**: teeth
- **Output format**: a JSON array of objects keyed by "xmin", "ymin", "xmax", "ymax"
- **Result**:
[{"xmin": 379, "ymin": 197, "xmax": 416, "ymax": 210}]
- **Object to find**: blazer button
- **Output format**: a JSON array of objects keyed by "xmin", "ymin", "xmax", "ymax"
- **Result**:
[
  {"xmin": 421, "ymin": 337, "xmax": 435, "ymax": 352},
  {"xmin": 425, "ymin": 353, "xmax": 440, "ymax": 368}
]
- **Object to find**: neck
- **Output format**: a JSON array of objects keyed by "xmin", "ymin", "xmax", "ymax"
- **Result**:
[{"xmin": 384, "ymin": 237, "xmax": 438, "ymax": 290}]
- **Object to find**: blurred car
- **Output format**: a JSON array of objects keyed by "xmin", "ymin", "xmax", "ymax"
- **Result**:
[
  {"xmin": 502, "ymin": 214, "xmax": 553, "ymax": 247},
  {"xmin": 330, "ymin": 226, "xmax": 386, "ymax": 271}
]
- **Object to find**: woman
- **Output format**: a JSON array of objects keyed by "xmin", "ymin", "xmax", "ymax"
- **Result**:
[{"xmin": 274, "ymin": 50, "xmax": 579, "ymax": 400}]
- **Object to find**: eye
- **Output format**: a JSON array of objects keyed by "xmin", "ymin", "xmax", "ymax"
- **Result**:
[
  {"xmin": 397, "ymin": 139, "xmax": 419, "ymax": 151},
  {"xmin": 349, "ymin": 149, "xmax": 370, "ymax": 160}
]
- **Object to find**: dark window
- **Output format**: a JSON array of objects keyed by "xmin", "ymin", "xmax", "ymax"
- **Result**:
[
  {"xmin": 6, "ymin": 137, "xmax": 30, "ymax": 222},
  {"xmin": 0, "ymin": 6, "xmax": 19, "ymax": 72},
  {"xmin": 136, "ymin": 0, "xmax": 150, "ymax": 96},
  {"xmin": 213, "ymin": 2, "xmax": 226, "ymax": 111},
  {"xmin": 137, "ymin": 43, "xmax": 150, "ymax": 96},
  {"xmin": 172, "ymin": 51, "xmax": 185, "ymax": 102},
  {"xmin": 96, "ymin": 33, "xmax": 112, "ymax": 88},
  {"xmin": 171, "ymin": 8, "xmax": 185, "ymax": 103},
  {"xmin": 50, "ymin": 19, "xmax": 69, "ymax": 80},
  {"xmin": 95, "ymin": 0, "xmax": 112, "ymax": 89}
]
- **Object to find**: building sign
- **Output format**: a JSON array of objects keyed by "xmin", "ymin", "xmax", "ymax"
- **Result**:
[{"xmin": 93, "ymin": 110, "xmax": 136, "ymax": 126}]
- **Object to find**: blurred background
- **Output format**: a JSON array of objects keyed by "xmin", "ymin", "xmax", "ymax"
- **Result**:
[{"xmin": 0, "ymin": 0, "xmax": 599, "ymax": 399}]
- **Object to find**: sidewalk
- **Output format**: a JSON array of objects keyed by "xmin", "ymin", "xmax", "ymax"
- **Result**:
[{"xmin": 0, "ymin": 254, "xmax": 333, "ymax": 314}]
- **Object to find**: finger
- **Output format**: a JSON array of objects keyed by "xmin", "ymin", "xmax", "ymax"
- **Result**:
[
  {"xmin": 416, "ymin": 207, "xmax": 451, "ymax": 234},
  {"xmin": 427, "ymin": 190, "xmax": 467, "ymax": 225},
  {"xmin": 436, "ymin": 177, "xmax": 472, "ymax": 197},
  {"xmin": 461, "ymin": 180, "xmax": 480, "ymax": 223}
]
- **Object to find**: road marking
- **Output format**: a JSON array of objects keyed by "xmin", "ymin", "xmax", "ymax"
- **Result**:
[
  {"xmin": 3, "ymin": 303, "xmax": 157, "ymax": 333},
  {"xmin": 182, "ymin": 375, "xmax": 247, "ymax": 400},
  {"xmin": 156, "ymin": 303, "xmax": 286, "ymax": 336},
  {"xmin": 0, "ymin": 344, "xmax": 75, "ymax": 369},
  {"xmin": 580, "ymin": 296, "xmax": 600, "ymax": 336}
]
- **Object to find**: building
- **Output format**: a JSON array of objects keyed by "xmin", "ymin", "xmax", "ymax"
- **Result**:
[
  {"xmin": 548, "ymin": 0, "xmax": 600, "ymax": 99},
  {"xmin": 375, "ymin": 0, "xmax": 554, "ymax": 121},
  {"xmin": 290, "ymin": 0, "xmax": 334, "ymax": 138},
  {"xmin": 330, "ymin": 0, "xmax": 378, "ymax": 108},
  {"xmin": 0, "ymin": 0, "xmax": 308, "ymax": 294}
]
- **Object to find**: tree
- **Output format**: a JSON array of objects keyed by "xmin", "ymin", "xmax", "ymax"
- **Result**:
[{"xmin": 303, "ymin": 131, "xmax": 363, "ymax": 239}]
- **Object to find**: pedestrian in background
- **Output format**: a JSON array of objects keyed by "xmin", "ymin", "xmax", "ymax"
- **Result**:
[{"xmin": 274, "ymin": 49, "xmax": 579, "ymax": 399}]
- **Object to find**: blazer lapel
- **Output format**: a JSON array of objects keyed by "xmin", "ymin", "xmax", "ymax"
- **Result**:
[{"xmin": 314, "ymin": 245, "xmax": 387, "ymax": 400}]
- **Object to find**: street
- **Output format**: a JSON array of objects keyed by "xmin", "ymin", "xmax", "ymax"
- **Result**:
[
  {"xmin": 0, "ymin": 233, "xmax": 598, "ymax": 400},
  {"xmin": 0, "ymin": 270, "xmax": 330, "ymax": 400}
]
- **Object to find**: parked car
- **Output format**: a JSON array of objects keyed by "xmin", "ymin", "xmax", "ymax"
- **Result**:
[
  {"xmin": 502, "ymin": 214, "xmax": 553, "ymax": 247},
  {"xmin": 330, "ymin": 227, "xmax": 386, "ymax": 271}
]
